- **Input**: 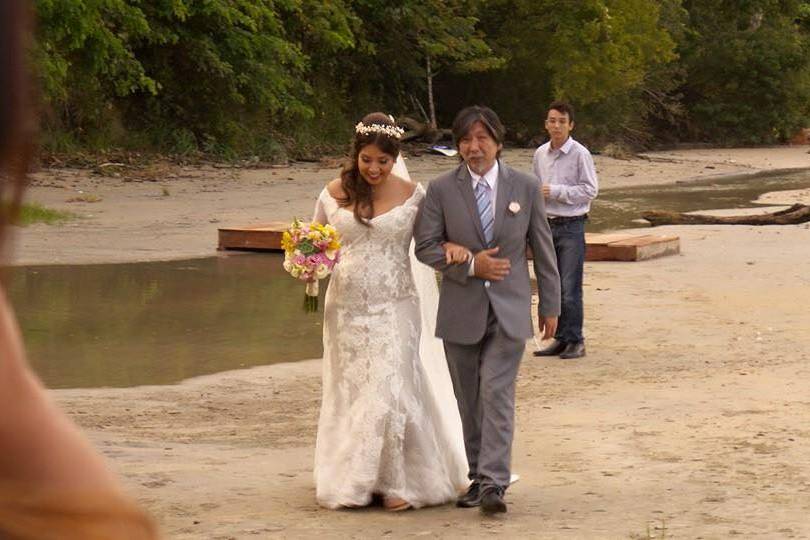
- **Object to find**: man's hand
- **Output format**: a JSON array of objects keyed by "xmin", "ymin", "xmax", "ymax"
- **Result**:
[
  {"xmin": 538, "ymin": 315, "xmax": 558, "ymax": 340},
  {"xmin": 541, "ymin": 184, "xmax": 552, "ymax": 199},
  {"xmin": 442, "ymin": 241, "xmax": 471, "ymax": 265},
  {"xmin": 473, "ymin": 247, "xmax": 510, "ymax": 281}
]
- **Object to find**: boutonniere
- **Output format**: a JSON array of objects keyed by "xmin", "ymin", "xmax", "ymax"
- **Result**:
[{"xmin": 508, "ymin": 201, "xmax": 521, "ymax": 214}]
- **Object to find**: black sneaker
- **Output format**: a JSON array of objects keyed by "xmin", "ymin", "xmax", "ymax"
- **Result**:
[
  {"xmin": 479, "ymin": 486, "xmax": 507, "ymax": 514},
  {"xmin": 456, "ymin": 481, "xmax": 483, "ymax": 508},
  {"xmin": 559, "ymin": 341, "xmax": 586, "ymax": 359}
]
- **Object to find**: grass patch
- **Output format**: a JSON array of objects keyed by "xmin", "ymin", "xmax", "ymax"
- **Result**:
[
  {"xmin": 66, "ymin": 194, "xmax": 103, "ymax": 203},
  {"xmin": 630, "ymin": 519, "xmax": 669, "ymax": 540},
  {"xmin": 18, "ymin": 202, "xmax": 77, "ymax": 225}
]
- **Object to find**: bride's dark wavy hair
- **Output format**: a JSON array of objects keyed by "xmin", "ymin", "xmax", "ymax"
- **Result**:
[{"xmin": 338, "ymin": 112, "xmax": 400, "ymax": 226}]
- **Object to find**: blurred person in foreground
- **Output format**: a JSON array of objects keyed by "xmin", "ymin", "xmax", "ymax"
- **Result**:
[{"xmin": 0, "ymin": 2, "xmax": 158, "ymax": 538}]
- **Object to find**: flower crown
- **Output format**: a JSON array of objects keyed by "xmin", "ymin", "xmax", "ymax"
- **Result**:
[{"xmin": 355, "ymin": 121, "xmax": 405, "ymax": 140}]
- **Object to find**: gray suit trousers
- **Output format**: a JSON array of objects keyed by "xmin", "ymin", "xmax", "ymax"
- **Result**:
[{"xmin": 443, "ymin": 305, "xmax": 525, "ymax": 490}]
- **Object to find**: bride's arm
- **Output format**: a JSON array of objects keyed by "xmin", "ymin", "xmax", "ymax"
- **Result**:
[
  {"xmin": 312, "ymin": 195, "xmax": 328, "ymax": 225},
  {"xmin": 442, "ymin": 241, "xmax": 472, "ymax": 265},
  {"xmin": 414, "ymin": 183, "xmax": 471, "ymax": 285}
]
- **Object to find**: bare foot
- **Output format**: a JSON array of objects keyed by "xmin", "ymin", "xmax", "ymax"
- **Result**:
[{"xmin": 383, "ymin": 496, "xmax": 412, "ymax": 512}]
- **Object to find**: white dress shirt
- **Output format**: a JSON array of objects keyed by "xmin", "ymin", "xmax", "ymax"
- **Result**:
[
  {"xmin": 468, "ymin": 160, "xmax": 499, "ymax": 209},
  {"xmin": 532, "ymin": 137, "xmax": 598, "ymax": 217}
]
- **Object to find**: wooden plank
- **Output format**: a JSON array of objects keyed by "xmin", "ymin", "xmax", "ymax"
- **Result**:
[
  {"xmin": 218, "ymin": 222, "xmax": 287, "ymax": 251},
  {"xmin": 585, "ymin": 233, "xmax": 680, "ymax": 261},
  {"xmin": 585, "ymin": 235, "xmax": 679, "ymax": 261},
  {"xmin": 608, "ymin": 235, "xmax": 680, "ymax": 261},
  {"xmin": 585, "ymin": 233, "xmax": 639, "ymax": 261},
  {"xmin": 584, "ymin": 233, "xmax": 638, "ymax": 245}
]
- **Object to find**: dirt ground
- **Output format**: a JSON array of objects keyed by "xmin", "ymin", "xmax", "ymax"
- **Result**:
[{"xmin": 14, "ymin": 145, "xmax": 810, "ymax": 538}]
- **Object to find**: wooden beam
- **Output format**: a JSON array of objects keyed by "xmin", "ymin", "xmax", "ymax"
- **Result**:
[{"xmin": 218, "ymin": 222, "xmax": 287, "ymax": 251}]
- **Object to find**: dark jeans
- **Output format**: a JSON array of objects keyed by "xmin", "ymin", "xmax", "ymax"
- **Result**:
[{"xmin": 549, "ymin": 217, "xmax": 585, "ymax": 344}]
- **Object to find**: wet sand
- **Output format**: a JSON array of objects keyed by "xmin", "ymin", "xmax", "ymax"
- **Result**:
[{"xmin": 15, "ymin": 146, "xmax": 810, "ymax": 538}]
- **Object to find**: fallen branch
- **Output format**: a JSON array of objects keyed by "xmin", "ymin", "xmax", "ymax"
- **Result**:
[
  {"xmin": 642, "ymin": 204, "xmax": 810, "ymax": 226},
  {"xmin": 397, "ymin": 116, "xmax": 452, "ymax": 144}
]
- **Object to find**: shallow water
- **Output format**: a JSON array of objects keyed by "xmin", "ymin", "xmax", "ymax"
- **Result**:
[
  {"xmin": 589, "ymin": 168, "xmax": 810, "ymax": 231},
  {"xmin": 8, "ymin": 169, "xmax": 810, "ymax": 389},
  {"xmin": 8, "ymin": 254, "xmax": 323, "ymax": 389}
]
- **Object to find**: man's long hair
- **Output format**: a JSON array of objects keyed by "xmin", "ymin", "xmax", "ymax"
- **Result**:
[{"xmin": 451, "ymin": 105, "xmax": 505, "ymax": 160}]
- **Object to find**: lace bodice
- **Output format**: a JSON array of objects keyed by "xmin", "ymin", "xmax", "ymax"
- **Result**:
[{"xmin": 314, "ymin": 185, "xmax": 424, "ymax": 307}]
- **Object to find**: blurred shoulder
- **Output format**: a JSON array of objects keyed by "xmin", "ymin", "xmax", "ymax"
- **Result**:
[
  {"xmin": 392, "ymin": 175, "xmax": 418, "ymax": 197},
  {"xmin": 570, "ymin": 138, "xmax": 593, "ymax": 156},
  {"xmin": 326, "ymin": 178, "xmax": 345, "ymax": 200}
]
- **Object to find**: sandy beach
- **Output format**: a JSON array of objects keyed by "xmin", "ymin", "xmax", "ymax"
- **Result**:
[
  {"xmin": 15, "ymin": 146, "xmax": 810, "ymax": 266},
  {"xmin": 14, "ymin": 145, "xmax": 810, "ymax": 538}
]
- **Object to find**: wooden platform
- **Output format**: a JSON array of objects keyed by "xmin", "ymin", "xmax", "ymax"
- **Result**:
[
  {"xmin": 218, "ymin": 224, "xmax": 680, "ymax": 261},
  {"xmin": 217, "ymin": 222, "xmax": 288, "ymax": 251},
  {"xmin": 584, "ymin": 233, "xmax": 680, "ymax": 261}
]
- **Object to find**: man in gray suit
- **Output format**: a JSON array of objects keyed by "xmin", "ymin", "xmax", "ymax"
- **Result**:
[{"xmin": 414, "ymin": 106, "xmax": 561, "ymax": 514}]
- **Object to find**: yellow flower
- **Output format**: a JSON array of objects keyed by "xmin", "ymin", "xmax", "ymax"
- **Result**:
[{"xmin": 281, "ymin": 231, "xmax": 294, "ymax": 253}]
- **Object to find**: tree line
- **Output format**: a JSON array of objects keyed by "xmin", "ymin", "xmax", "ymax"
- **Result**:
[{"xmin": 33, "ymin": 0, "xmax": 810, "ymax": 160}]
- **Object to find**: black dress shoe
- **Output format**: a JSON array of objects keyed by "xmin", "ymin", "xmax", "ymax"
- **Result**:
[
  {"xmin": 559, "ymin": 341, "xmax": 586, "ymax": 359},
  {"xmin": 456, "ymin": 481, "xmax": 482, "ymax": 508},
  {"xmin": 533, "ymin": 339, "xmax": 567, "ymax": 357},
  {"xmin": 479, "ymin": 486, "xmax": 507, "ymax": 514}
]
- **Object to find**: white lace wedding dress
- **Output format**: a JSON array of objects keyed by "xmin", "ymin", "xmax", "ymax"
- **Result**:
[{"xmin": 312, "ymin": 166, "xmax": 468, "ymax": 509}]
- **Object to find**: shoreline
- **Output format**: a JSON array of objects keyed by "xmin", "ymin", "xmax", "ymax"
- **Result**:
[
  {"xmin": 51, "ymin": 220, "xmax": 810, "ymax": 538},
  {"xmin": 13, "ymin": 145, "xmax": 809, "ymax": 267},
  {"xmin": 16, "ymin": 144, "xmax": 810, "ymax": 537}
]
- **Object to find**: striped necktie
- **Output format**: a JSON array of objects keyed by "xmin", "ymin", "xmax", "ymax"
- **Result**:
[{"xmin": 475, "ymin": 179, "xmax": 494, "ymax": 244}]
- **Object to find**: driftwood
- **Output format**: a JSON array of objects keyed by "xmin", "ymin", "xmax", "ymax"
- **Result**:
[
  {"xmin": 642, "ymin": 204, "xmax": 810, "ymax": 226},
  {"xmin": 398, "ymin": 116, "xmax": 452, "ymax": 144}
]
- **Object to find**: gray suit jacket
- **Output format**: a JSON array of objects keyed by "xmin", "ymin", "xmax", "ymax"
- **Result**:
[{"xmin": 414, "ymin": 160, "xmax": 561, "ymax": 344}]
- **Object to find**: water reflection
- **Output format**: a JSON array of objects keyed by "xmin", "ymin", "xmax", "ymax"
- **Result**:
[
  {"xmin": 7, "ymin": 168, "xmax": 810, "ymax": 389},
  {"xmin": 7, "ymin": 254, "xmax": 324, "ymax": 389}
]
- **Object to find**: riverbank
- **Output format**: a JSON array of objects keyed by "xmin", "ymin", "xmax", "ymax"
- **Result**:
[
  {"xmin": 51, "ymin": 222, "xmax": 810, "ymax": 539},
  {"xmin": 14, "ymin": 145, "xmax": 810, "ymax": 538},
  {"xmin": 14, "ymin": 146, "xmax": 810, "ymax": 266}
]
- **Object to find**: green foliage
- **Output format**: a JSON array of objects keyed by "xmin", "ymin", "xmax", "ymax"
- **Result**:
[
  {"xmin": 30, "ymin": 0, "xmax": 810, "ymax": 156},
  {"xmin": 678, "ymin": 0, "xmax": 810, "ymax": 144},
  {"xmin": 18, "ymin": 203, "xmax": 76, "ymax": 225},
  {"xmin": 35, "ymin": 0, "xmax": 157, "ymax": 133},
  {"xmin": 456, "ymin": 0, "xmax": 684, "ymax": 146}
]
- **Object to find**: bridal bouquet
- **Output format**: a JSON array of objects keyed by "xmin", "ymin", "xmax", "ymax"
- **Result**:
[{"xmin": 281, "ymin": 219, "xmax": 341, "ymax": 312}]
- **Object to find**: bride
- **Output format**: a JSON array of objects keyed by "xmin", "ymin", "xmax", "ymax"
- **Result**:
[{"xmin": 312, "ymin": 112, "xmax": 468, "ymax": 510}]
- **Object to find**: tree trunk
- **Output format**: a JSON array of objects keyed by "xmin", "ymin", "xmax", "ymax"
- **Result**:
[
  {"xmin": 399, "ymin": 116, "xmax": 430, "ymax": 142},
  {"xmin": 398, "ymin": 116, "xmax": 451, "ymax": 144},
  {"xmin": 426, "ymin": 54, "xmax": 437, "ymax": 130},
  {"xmin": 642, "ymin": 204, "xmax": 810, "ymax": 226}
]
